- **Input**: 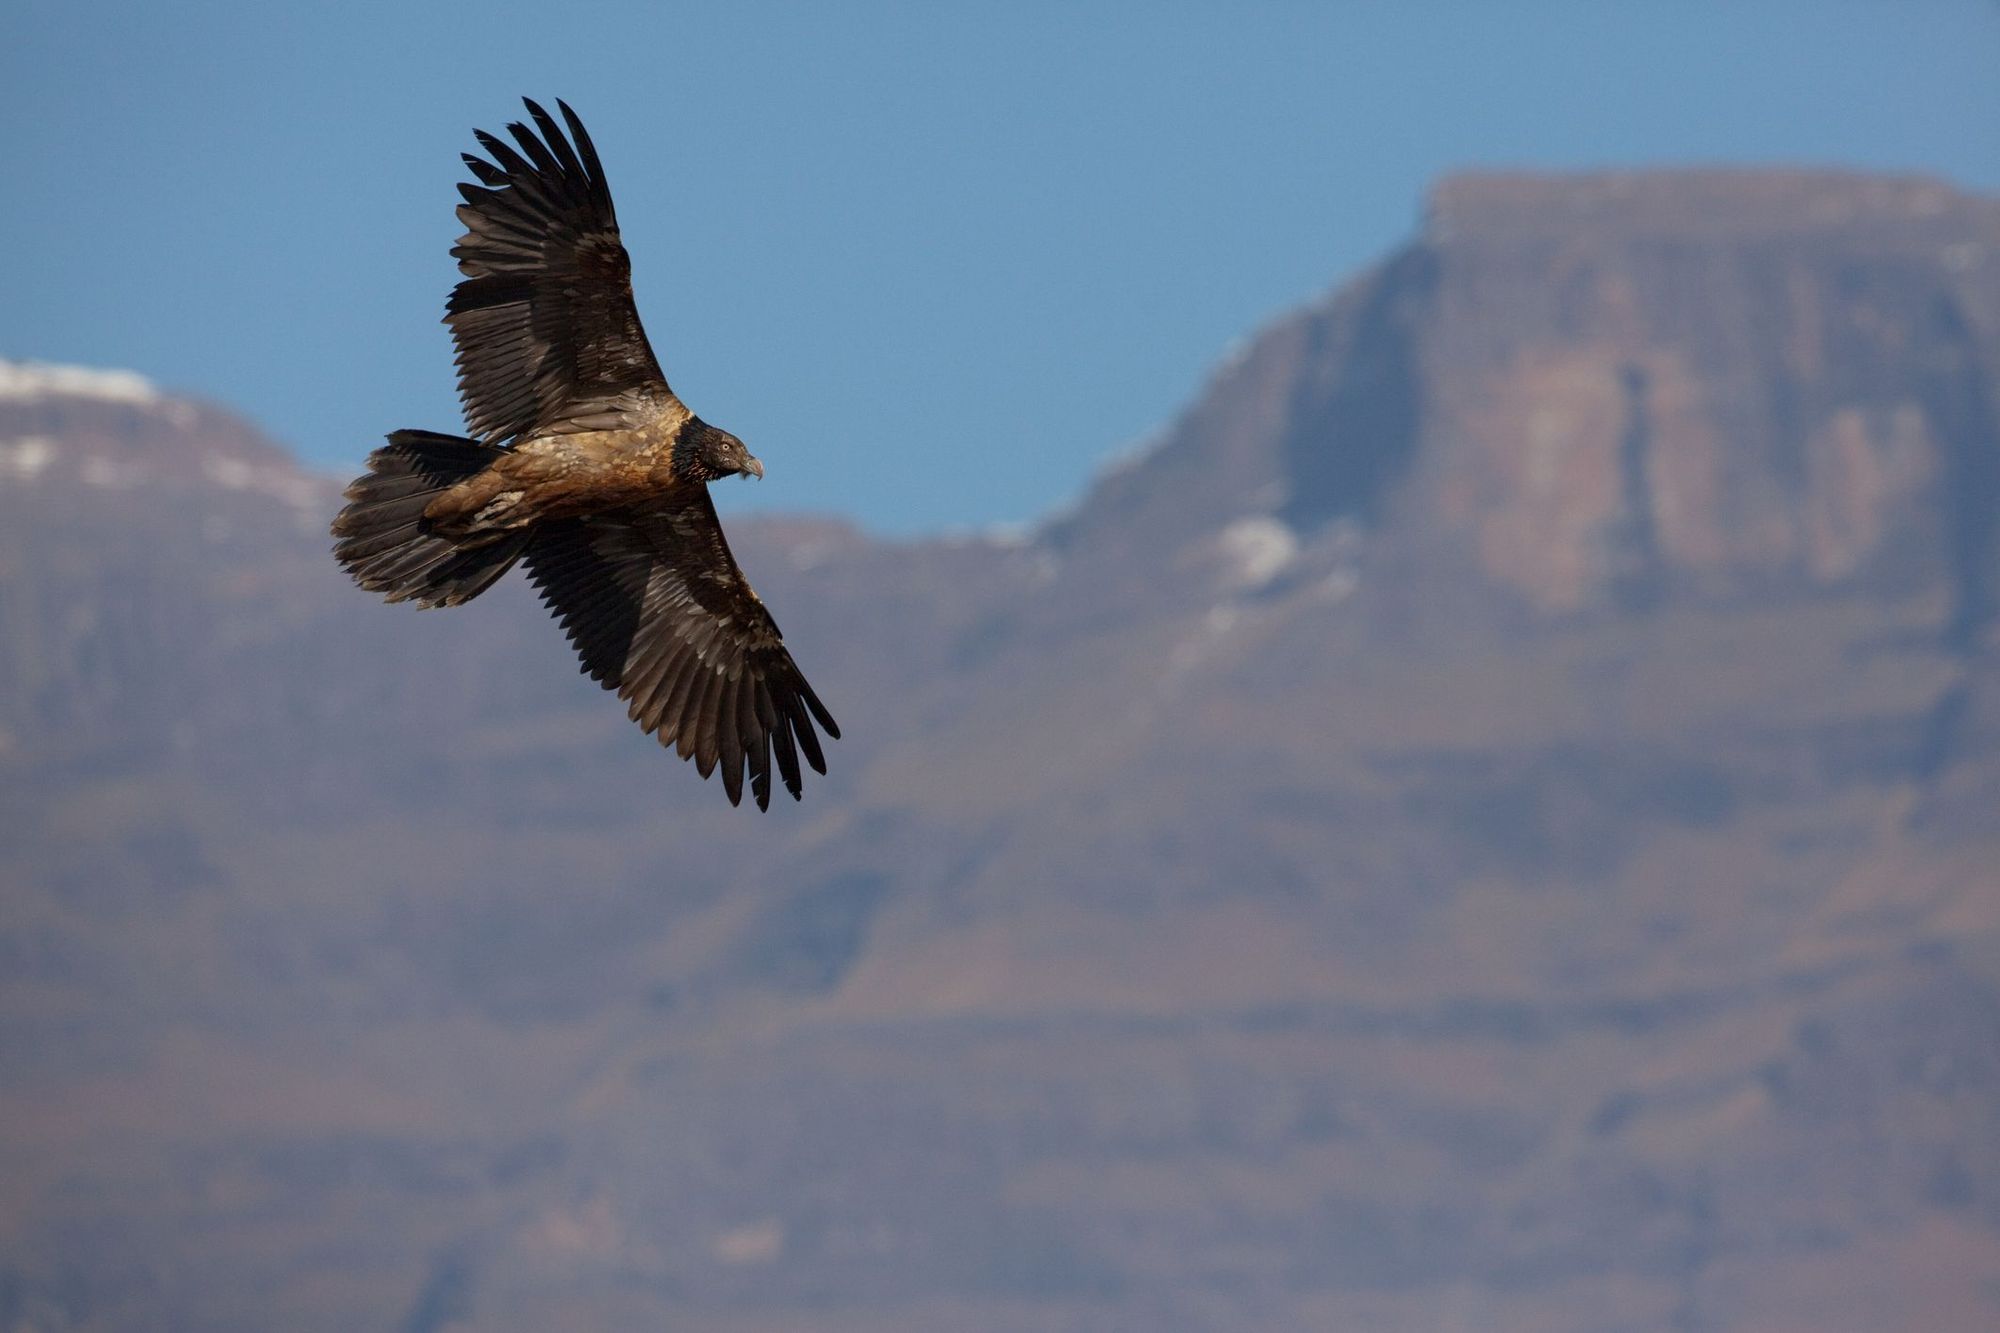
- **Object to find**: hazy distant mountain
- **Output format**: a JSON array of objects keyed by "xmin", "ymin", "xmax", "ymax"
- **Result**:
[{"xmin": 3, "ymin": 168, "xmax": 1998, "ymax": 1332}]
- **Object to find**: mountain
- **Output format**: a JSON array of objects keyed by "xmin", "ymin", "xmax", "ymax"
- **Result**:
[{"xmin": 3, "ymin": 167, "xmax": 1999, "ymax": 1333}]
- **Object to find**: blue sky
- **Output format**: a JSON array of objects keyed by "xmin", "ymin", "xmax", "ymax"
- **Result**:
[{"xmin": 4, "ymin": 0, "xmax": 1996, "ymax": 534}]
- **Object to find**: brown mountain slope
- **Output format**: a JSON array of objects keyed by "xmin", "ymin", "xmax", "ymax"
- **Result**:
[{"xmin": 1, "ymin": 167, "xmax": 1998, "ymax": 1332}]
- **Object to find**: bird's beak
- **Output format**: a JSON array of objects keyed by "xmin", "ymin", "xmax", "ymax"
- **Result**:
[{"xmin": 742, "ymin": 456, "xmax": 764, "ymax": 480}]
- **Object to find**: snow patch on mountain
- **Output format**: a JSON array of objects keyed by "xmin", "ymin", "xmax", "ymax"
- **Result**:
[
  {"xmin": 0, "ymin": 359, "xmax": 160, "ymax": 406},
  {"xmin": 203, "ymin": 454, "xmax": 258, "ymax": 490},
  {"xmin": 1215, "ymin": 515, "xmax": 1298, "ymax": 590},
  {"xmin": 0, "ymin": 437, "xmax": 56, "ymax": 479}
]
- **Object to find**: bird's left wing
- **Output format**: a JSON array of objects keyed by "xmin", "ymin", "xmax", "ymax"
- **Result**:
[
  {"xmin": 524, "ymin": 491, "xmax": 840, "ymax": 809},
  {"xmin": 448, "ymin": 98, "xmax": 674, "ymax": 443}
]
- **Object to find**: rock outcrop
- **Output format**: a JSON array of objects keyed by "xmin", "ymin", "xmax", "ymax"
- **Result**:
[{"xmin": 1065, "ymin": 171, "xmax": 2000, "ymax": 632}]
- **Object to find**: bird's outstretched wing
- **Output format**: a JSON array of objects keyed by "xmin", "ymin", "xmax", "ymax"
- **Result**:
[
  {"xmin": 448, "ymin": 98, "xmax": 673, "ymax": 443},
  {"xmin": 524, "ymin": 492, "xmax": 840, "ymax": 809}
]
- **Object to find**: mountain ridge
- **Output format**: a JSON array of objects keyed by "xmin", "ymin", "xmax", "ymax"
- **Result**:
[{"xmin": 3, "ymin": 168, "xmax": 1999, "ymax": 1332}]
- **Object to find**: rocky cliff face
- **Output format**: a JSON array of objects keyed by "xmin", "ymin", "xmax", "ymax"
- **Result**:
[
  {"xmin": 1065, "ymin": 170, "xmax": 2000, "ymax": 629},
  {"xmin": 3, "ymin": 172, "xmax": 1999, "ymax": 1333}
]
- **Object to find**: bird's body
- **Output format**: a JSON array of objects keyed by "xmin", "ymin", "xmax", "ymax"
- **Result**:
[
  {"xmin": 424, "ymin": 415, "xmax": 683, "ymax": 536},
  {"xmin": 332, "ymin": 99, "xmax": 837, "ymax": 809}
]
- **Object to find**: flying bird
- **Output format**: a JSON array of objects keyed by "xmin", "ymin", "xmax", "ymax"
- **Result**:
[{"xmin": 332, "ymin": 98, "xmax": 837, "ymax": 809}]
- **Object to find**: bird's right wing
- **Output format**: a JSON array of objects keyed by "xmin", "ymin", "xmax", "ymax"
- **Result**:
[
  {"xmin": 447, "ymin": 98, "xmax": 675, "ymax": 444},
  {"xmin": 523, "ymin": 492, "xmax": 839, "ymax": 809}
]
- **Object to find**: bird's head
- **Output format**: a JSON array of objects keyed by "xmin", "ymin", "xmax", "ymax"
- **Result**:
[{"xmin": 680, "ymin": 419, "xmax": 763, "ymax": 483}]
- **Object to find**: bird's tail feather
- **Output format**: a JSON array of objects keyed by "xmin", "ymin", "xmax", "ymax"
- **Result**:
[{"xmin": 332, "ymin": 430, "xmax": 526, "ymax": 607}]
